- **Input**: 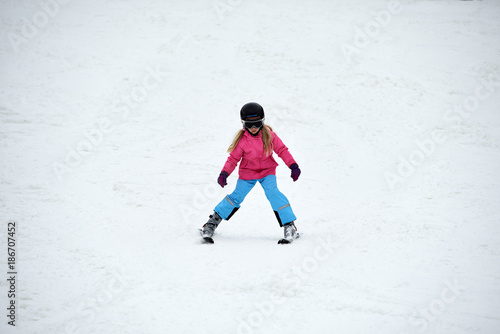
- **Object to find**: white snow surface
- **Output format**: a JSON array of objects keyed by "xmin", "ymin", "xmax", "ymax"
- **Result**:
[{"xmin": 1, "ymin": 0, "xmax": 500, "ymax": 333}]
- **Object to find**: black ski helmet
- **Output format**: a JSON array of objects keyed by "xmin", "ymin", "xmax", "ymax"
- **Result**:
[{"xmin": 240, "ymin": 102, "xmax": 265, "ymax": 121}]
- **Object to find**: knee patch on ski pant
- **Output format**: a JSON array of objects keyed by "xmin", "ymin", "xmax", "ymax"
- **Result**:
[
  {"xmin": 226, "ymin": 207, "xmax": 239, "ymax": 220},
  {"xmin": 214, "ymin": 179, "xmax": 256, "ymax": 220},
  {"xmin": 214, "ymin": 196, "xmax": 239, "ymax": 220},
  {"xmin": 274, "ymin": 204, "xmax": 294, "ymax": 227},
  {"xmin": 274, "ymin": 211, "xmax": 283, "ymax": 227}
]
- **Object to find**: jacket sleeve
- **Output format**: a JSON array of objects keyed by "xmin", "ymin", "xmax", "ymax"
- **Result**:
[
  {"xmin": 272, "ymin": 132, "xmax": 296, "ymax": 167},
  {"xmin": 222, "ymin": 141, "xmax": 244, "ymax": 176}
]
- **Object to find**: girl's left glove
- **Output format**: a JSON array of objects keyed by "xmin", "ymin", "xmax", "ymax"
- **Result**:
[{"xmin": 289, "ymin": 163, "xmax": 301, "ymax": 182}]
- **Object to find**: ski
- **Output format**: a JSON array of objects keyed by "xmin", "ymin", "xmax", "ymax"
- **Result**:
[
  {"xmin": 202, "ymin": 236, "xmax": 214, "ymax": 244},
  {"xmin": 278, "ymin": 232, "xmax": 301, "ymax": 244}
]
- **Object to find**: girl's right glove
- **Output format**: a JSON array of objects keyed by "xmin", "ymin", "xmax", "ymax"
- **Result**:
[
  {"xmin": 217, "ymin": 171, "xmax": 229, "ymax": 188},
  {"xmin": 290, "ymin": 163, "xmax": 301, "ymax": 182}
]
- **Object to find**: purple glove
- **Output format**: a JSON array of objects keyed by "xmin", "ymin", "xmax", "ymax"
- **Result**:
[
  {"xmin": 218, "ymin": 171, "xmax": 229, "ymax": 188},
  {"xmin": 290, "ymin": 163, "xmax": 301, "ymax": 182}
]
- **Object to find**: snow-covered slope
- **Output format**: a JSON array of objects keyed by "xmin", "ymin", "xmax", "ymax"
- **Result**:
[{"xmin": 1, "ymin": 0, "xmax": 499, "ymax": 333}]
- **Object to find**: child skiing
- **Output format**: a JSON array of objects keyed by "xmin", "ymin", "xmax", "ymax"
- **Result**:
[{"xmin": 200, "ymin": 102, "xmax": 301, "ymax": 244}]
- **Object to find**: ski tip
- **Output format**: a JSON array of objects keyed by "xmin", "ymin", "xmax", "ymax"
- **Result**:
[{"xmin": 202, "ymin": 237, "xmax": 214, "ymax": 244}]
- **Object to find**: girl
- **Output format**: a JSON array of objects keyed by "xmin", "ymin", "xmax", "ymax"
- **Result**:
[{"xmin": 200, "ymin": 102, "xmax": 301, "ymax": 244}]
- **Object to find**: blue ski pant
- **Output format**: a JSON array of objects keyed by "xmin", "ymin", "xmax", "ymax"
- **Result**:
[{"xmin": 214, "ymin": 174, "xmax": 296, "ymax": 226}]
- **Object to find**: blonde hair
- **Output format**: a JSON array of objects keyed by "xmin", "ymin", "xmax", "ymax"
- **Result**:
[{"xmin": 228, "ymin": 125, "xmax": 274, "ymax": 156}]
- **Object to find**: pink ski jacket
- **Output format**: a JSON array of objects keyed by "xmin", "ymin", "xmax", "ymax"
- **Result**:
[{"xmin": 222, "ymin": 128, "xmax": 296, "ymax": 180}]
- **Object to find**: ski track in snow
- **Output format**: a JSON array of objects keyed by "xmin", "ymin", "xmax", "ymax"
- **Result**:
[{"xmin": 1, "ymin": 0, "xmax": 500, "ymax": 333}]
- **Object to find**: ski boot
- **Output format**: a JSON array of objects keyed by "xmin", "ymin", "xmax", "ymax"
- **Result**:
[
  {"xmin": 200, "ymin": 212, "xmax": 222, "ymax": 244},
  {"xmin": 278, "ymin": 221, "xmax": 298, "ymax": 244}
]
